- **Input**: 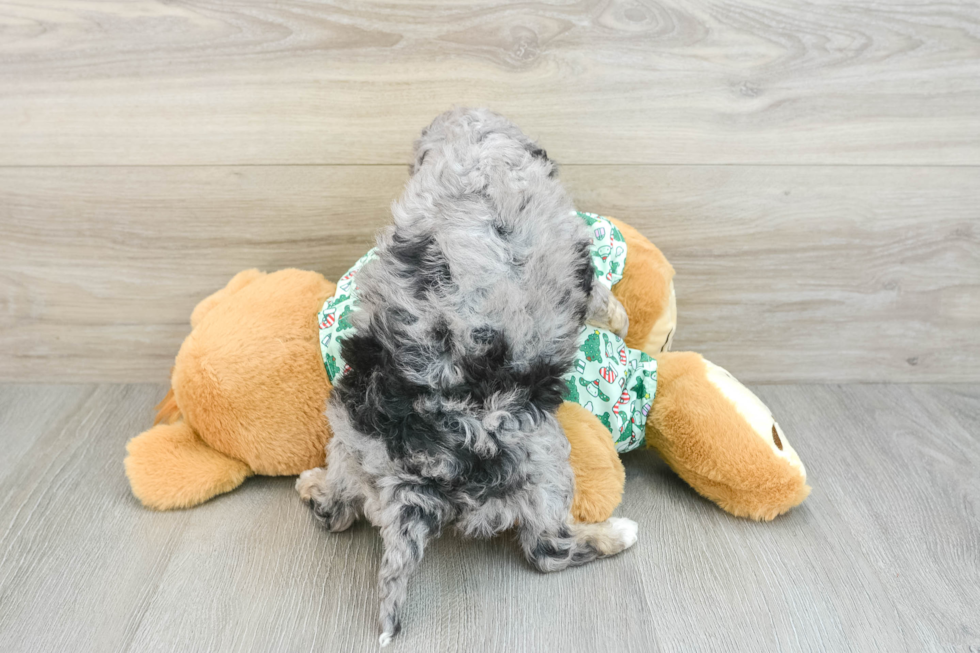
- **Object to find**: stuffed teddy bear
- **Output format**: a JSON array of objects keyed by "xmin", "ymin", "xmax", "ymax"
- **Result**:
[{"xmin": 125, "ymin": 214, "xmax": 809, "ymax": 522}]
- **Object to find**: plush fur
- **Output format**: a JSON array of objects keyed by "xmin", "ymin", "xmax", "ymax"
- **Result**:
[
  {"xmin": 172, "ymin": 268, "xmax": 335, "ymax": 476},
  {"xmin": 125, "ymin": 420, "xmax": 252, "ymax": 510},
  {"xmin": 559, "ymin": 402, "xmax": 626, "ymax": 523},
  {"xmin": 298, "ymin": 108, "xmax": 637, "ymax": 644},
  {"xmin": 124, "ymin": 268, "xmax": 336, "ymax": 510},
  {"xmin": 609, "ymin": 217, "xmax": 677, "ymax": 354},
  {"xmin": 645, "ymin": 351, "xmax": 811, "ymax": 521}
]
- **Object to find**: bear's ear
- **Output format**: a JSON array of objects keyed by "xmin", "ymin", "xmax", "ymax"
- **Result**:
[
  {"xmin": 649, "ymin": 281, "xmax": 676, "ymax": 354},
  {"xmin": 190, "ymin": 269, "xmax": 265, "ymax": 329}
]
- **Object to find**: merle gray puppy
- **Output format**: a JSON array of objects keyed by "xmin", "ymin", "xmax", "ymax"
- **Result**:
[{"xmin": 297, "ymin": 108, "xmax": 637, "ymax": 645}]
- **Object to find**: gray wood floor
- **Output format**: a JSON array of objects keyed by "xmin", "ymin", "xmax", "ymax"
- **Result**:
[{"xmin": 1, "ymin": 383, "xmax": 977, "ymax": 652}]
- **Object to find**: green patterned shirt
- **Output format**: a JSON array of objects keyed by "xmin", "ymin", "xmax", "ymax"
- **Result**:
[{"xmin": 561, "ymin": 213, "xmax": 657, "ymax": 452}]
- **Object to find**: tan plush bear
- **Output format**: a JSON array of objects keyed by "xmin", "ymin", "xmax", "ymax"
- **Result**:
[{"xmin": 125, "ymin": 216, "xmax": 809, "ymax": 522}]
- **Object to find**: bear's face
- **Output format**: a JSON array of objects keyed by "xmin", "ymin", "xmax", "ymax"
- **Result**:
[{"xmin": 703, "ymin": 359, "xmax": 806, "ymax": 478}]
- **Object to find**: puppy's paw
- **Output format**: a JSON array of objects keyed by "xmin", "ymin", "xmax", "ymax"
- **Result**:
[
  {"xmin": 606, "ymin": 517, "xmax": 638, "ymax": 551},
  {"xmin": 316, "ymin": 503, "xmax": 357, "ymax": 533},
  {"xmin": 605, "ymin": 296, "xmax": 629, "ymax": 340},
  {"xmin": 586, "ymin": 293, "xmax": 629, "ymax": 340},
  {"xmin": 298, "ymin": 468, "xmax": 358, "ymax": 532},
  {"xmin": 295, "ymin": 467, "xmax": 328, "ymax": 503}
]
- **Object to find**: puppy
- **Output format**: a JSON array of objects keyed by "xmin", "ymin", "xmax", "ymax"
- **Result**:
[{"xmin": 297, "ymin": 108, "xmax": 636, "ymax": 645}]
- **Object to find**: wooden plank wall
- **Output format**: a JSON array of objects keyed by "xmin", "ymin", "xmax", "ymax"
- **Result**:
[{"xmin": 1, "ymin": 0, "xmax": 978, "ymax": 382}]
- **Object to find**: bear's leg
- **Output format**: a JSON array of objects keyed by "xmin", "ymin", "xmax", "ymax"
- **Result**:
[
  {"xmin": 124, "ymin": 421, "xmax": 252, "ymax": 510},
  {"xmin": 557, "ymin": 402, "xmax": 626, "ymax": 523}
]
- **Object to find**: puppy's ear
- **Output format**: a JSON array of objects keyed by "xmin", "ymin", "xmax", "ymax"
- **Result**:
[
  {"xmin": 409, "ymin": 127, "xmax": 431, "ymax": 175},
  {"xmin": 527, "ymin": 145, "xmax": 548, "ymax": 161},
  {"xmin": 527, "ymin": 144, "xmax": 558, "ymax": 178},
  {"xmin": 409, "ymin": 144, "xmax": 428, "ymax": 176}
]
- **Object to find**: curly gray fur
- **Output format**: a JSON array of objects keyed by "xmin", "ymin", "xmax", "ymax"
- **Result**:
[{"xmin": 297, "ymin": 108, "xmax": 637, "ymax": 645}]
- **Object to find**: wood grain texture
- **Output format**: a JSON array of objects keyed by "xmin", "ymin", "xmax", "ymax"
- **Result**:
[
  {"xmin": 2, "ymin": 165, "xmax": 977, "ymax": 382},
  {"xmin": 0, "ymin": 383, "xmax": 978, "ymax": 652},
  {"xmin": 563, "ymin": 165, "xmax": 980, "ymax": 383},
  {"xmin": 1, "ymin": 0, "xmax": 979, "ymax": 165}
]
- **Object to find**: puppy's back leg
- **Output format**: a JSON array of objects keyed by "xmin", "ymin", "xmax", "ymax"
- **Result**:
[
  {"xmin": 519, "ymin": 515, "xmax": 638, "ymax": 573},
  {"xmin": 586, "ymin": 282, "xmax": 629, "ymax": 339},
  {"xmin": 376, "ymin": 490, "xmax": 451, "ymax": 646},
  {"xmin": 513, "ymin": 420, "xmax": 637, "ymax": 572},
  {"xmin": 295, "ymin": 441, "xmax": 363, "ymax": 532}
]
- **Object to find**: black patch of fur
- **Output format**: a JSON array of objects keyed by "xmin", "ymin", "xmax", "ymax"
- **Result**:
[
  {"xmin": 338, "ymin": 332, "xmax": 427, "ymax": 462},
  {"xmin": 389, "ymin": 232, "xmax": 431, "ymax": 271},
  {"xmin": 389, "ymin": 233, "xmax": 454, "ymax": 298},
  {"xmin": 430, "ymin": 318, "xmax": 454, "ymax": 353},
  {"xmin": 471, "ymin": 325, "xmax": 497, "ymax": 345},
  {"xmin": 388, "ymin": 305, "xmax": 418, "ymax": 326},
  {"xmin": 449, "ymin": 329, "xmax": 568, "ymax": 416},
  {"xmin": 493, "ymin": 219, "xmax": 512, "ymax": 237},
  {"xmin": 337, "ymin": 321, "xmax": 568, "ymax": 501},
  {"xmin": 572, "ymin": 238, "xmax": 594, "ymax": 320},
  {"xmin": 415, "ymin": 256, "xmax": 452, "ymax": 298},
  {"xmin": 532, "ymin": 539, "xmax": 567, "ymax": 560}
]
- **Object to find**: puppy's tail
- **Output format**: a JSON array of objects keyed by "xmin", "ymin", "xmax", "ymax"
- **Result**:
[{"xmin": 377, "ymin": 502, "xmax": 448, "ymax": 646}]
